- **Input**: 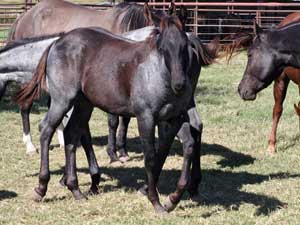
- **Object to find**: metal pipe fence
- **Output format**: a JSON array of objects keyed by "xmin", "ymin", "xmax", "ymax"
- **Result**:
[{"xmin": 0, "ymin": 1, "xmax": 300, "ymax": 45}]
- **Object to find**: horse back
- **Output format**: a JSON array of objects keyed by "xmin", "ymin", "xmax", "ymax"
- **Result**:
[
  {"xmin": 10, "ymin": 0, "xmax": 113, "ymax": 40},
  {"xmin": 48, "ymin": 28, "xmax": 153, "ymax": 115}
]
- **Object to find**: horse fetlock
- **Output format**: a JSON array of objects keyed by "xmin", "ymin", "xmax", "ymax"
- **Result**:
[
  {"xmin": 88, "ymin": 185, "xmax": 100, "ymax": 195},
  {"xmin": 163, "ymin": 195, "xmax": 178, "ymax": 212},
  {"xmin": 33, "ymin": 186, "xmax": 47, "ymax": 202},
  {"xmin": 66, "ymin": 177, "xmax": 79, "ymax": 191},
  {"xmin": 154, "ymin": 204, "xmax": 168, "ymax": 215}
]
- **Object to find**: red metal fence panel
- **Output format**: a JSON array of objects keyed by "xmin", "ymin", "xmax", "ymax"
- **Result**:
[{"xmin": 1, "ymin": 1, "xmax": 300, "ymax": 45}]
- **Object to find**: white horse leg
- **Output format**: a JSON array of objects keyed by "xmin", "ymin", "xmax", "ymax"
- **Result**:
[{"xmin": 23, "ymin": 133, "xmax": 37, "ymax": 154}]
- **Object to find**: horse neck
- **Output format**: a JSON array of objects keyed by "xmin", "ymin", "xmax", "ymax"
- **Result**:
[
  {"xmin": 0, "ymin": 37, "xmax": 58, "ymax": 82},
  {"xmin": 275, "ymin": 27, "xmax": 300, "ymax": 68}
]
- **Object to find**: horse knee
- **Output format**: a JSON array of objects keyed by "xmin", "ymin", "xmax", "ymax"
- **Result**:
[{"xmin": 108, "ymin": 114, "xmax": 119, "ymax": 129}]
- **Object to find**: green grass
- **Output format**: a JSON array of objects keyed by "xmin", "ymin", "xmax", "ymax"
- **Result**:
[{"xmin": 1, "ymin": 53, "xmax": 300, "ymax": 224}]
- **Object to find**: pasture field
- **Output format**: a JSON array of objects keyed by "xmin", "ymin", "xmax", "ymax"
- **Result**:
[{"xmin": 0, "ymin": 53, "xmax": 300, "ymax": 225}]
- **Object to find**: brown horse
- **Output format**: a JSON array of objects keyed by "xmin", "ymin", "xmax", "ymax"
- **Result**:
[
  {"xmin": 5, "ymin": 0, "xmax": 170, "ymax": 154},
  {"xmin": 224, "ymin": 12, "xmax": 300, "ymax": 153}
]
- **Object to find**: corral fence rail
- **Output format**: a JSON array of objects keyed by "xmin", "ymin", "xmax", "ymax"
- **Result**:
[{"xmin": 1, "ymin": 1, "xmax": 300, "ymax": 46}]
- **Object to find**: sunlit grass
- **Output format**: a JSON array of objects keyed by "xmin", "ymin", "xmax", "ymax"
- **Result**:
[{"xmin": 0, "ymin": 53, "xmax": 300, "ymax": 224}]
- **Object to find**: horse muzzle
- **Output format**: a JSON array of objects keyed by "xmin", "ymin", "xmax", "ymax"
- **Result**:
[
  {"xmin": 238, "ymin": 84, "xmax": 257, "ymax": 101},
  {"xmin": 172, "ymin": 78, "xmax": 186, "ymax": 95}
]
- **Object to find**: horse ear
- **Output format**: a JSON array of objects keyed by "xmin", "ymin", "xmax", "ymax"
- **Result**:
[
  {"xmin": 178, "ymin": 5, "xmax": 188, "ymax": 26},
  {"xmin": 168, "ymin": 1, "xmax": 176, "ymax": 16},
  {"xmin": 254, "ymin": 23, "xmax": 263, "ymax": 35},
  {"xmin": 143, "ymin": 2, "xmax": 154, "ymax": 25}
]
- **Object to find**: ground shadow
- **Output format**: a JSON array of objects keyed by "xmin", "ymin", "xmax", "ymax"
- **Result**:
[
  {"xmin": 27, "ymin": 164, "xmax": 297, "ymax": 217},
  {"xmin": 0, "ymin": 190, "xmax": 17, "ymax": 201},
  {"xmin": 93, "ymin": 136, "xmax": 255, "ymax": 169}
]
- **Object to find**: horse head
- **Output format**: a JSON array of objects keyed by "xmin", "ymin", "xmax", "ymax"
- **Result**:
[
  {"xmin": 238, "ymin": 23, "xmax": 290, "ymax": 100},
  {"xmin": 156, "ymin": 15, "xmax": 189, "ymax": 95}
]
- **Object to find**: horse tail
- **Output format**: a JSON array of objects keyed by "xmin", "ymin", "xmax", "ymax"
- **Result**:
[
  {"xmin": 14, "ymin": 44, "xmax": 51, "ymax": 107},
  {"xmin": 7, "ymin": 12, "xmax": 24, "ymax": 41},
  {"xmin": 189, "ymin": 34, "xmax": 220, "ymax": 66}
]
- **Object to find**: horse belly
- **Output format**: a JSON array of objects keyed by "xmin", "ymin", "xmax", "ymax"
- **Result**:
[{"xmin": 82, "ymin": 77, "xmax": 133, "ymax": 116}]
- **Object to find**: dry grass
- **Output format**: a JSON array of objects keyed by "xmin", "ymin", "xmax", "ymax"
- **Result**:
[{"xmin": 0, "ymin": 54, "xmax": 300, "ymax": 224}]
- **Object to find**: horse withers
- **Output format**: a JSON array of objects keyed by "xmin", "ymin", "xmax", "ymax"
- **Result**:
[{"xmin": 16, "ymin": 16, "xmax": 193, "ymax": 214}]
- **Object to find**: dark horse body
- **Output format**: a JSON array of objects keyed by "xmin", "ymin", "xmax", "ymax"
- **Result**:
[
  {"xmin": 16, "ymin": 17, "xmax": 214, "ymax": 213},
  {"xmin": 4, "ymin": 0, "xmax": 166, "ymax": 153},
  {"xmin": 226, "ymin": 12, "xmax": 300, "ymax": 153},
  {"xmin": 238, "ymin": 22, "xmax": 300, "ymax": 119}
]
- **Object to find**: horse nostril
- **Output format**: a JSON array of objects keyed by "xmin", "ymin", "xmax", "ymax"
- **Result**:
[{"xmin": 174, "ymin": 82, "xmax": 185, "ymax": 92}]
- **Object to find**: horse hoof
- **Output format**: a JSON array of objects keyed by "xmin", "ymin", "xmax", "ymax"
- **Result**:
[
  {"xmin": 88, "ymin": 187, "xmax": 100, "ymax": 196},
  {"xmin": 73, "ymin": 190, "xmax": 88, "ymax": 200},
  {"xmin": 154, "ymin": 205, "xmax": 168, "ymax": 215},
  {"xmin": 163, "ymin": 196, "xmax": 178, "ymax": 212},
  {"xmin": 267, "ymin": 145, "xmax": 276, "ymax": 154},
  {"xmin": 119, "ymin": 155, "xmax": 130, "ymax": 163},
  {"xmin": 26, "ymin": 145, "xmax": 38, "ymax": 155},
  {"xmin": 33, "ymin": 189, "xmax": 44, "ymax": 202}
]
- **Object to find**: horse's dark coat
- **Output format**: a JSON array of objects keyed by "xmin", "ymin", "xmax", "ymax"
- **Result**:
[{"xmin": 16, "ymin": 16, "xmax": 199, "ymax": 213}]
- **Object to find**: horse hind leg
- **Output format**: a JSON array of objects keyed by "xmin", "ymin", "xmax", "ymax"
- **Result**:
[
  {"xmin": 63, "ymin": 100, "xmax": 98, "ymax": 200},
  {"xmin": 20, "ymin": 104, "xmax": 38, "ymax": 154},
  {"xmin": 81, "ymin": 126, "xmax": 101, "ymax": 195},
  {"xmin": 117, "ymin": 116, "xmax": 131, "ymax": 163},
  {"xmin": 34, "ymin": 99, "xmax": 72, "ymax": 201},
  {"xmin": 107, "ymin": 113, "xmax": 120, "ymax": 163}
]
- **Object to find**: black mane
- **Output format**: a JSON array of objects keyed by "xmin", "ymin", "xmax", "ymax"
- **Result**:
[{"xmin": 116, "ymin": 2, "xmax": 165, "ymax": 32}]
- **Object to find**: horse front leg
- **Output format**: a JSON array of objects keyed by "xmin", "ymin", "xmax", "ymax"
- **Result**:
[
  {"xmin": 117, "ymin": 116, "xmax": 131, "ymax": 162},
  {"xmin": 137, "ymin": 113, "xmax": 166, "ymax": 214},
  {"xmin": 267, "ymin": 75, "xmax": 290, "ymax": 153},
  {"xmin": 185, "ymin": 103, "xmax": 203, "ymax": 197},
  {"xmin": 159, "ymin": 115, "xmax": 196, "ymax": 212}
]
